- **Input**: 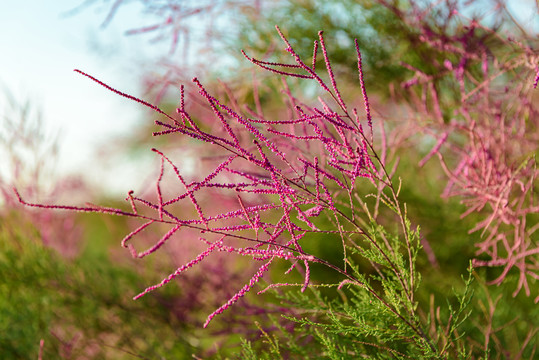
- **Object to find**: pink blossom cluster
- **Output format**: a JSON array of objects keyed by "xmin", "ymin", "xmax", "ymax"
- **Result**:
[
  {"xmin": 391, "ymin": 2, "xmax": 539, "ymax": 299},
  {"xmin": 17, "ymin": 26, "xmax": 379, "ymax": 326}
]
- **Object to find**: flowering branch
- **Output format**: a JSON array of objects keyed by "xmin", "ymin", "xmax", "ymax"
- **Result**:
[{"xmin": 17, "ymin": 27, "xmax": 439, "ymax": 353}]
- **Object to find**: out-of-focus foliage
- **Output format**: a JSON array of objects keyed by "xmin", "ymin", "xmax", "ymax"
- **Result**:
[{"xmin": 0, "ymin": 211, "xmax": 198, "ymax": 359}]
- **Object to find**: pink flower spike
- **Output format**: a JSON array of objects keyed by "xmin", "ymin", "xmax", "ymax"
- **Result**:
[
  {"xmin": 178, "ymin": 84, "xmax": 187, "ymax": 125},
  {"xmin": 314, "ymin": 157, "xmax": 321, "ymax": 202},
  {"xmin": 241, "ymin": 50, "xmax": 312, "ymax": 79},
  {"xmin": 192, "ymin": 77, "xmax": 241, "ymax": 146},
  {"xmin": 354, "ymin": 40, "xmax": 373, "ymax": 142},
  {"xmin": 121, "ymin": 220, "xmax": 154, "ymax": 248},
  {"xmin": 338, "ymin": 279, "xmax": 365, "ymax": 289},
  {"xmin": 73, "ymin": 69, "xmax": 175, "ymax": 122},
  {"xmin": 301, "ymin": 260, "xmax": 310, "ymax": 292},
  {"xmin": 274, "ymin": 26, "xmax": 338, "ymax": 104},
  {"xmin": 318, "ymin": 31, "xmax": 347, "ymax": 112},
  {"xmin": 274, "ymin": 25, "xmax": 293, "ymax": 52},
  {"xmin": 312, "ymin": 40, "xmax": 318, "ymax": 71},
  {"xmin": 126, "ymin": 190, "xmax": 138, "ymax": 214},
  {"xmin": 156, "ymin": 156, "xmax": 165, "ymax": 221},
  {"xmin": 419, "ymin": 132, "xmax": 448, "ymax": 168},
  {"xmin": 14, "ymin": 188, "xmax": 139, "ymax": 218},
  {"xmin": 204, "ymin": 260, "xmax": 272, "ymax": 328},
  {"xmin": 134, "ymin": 238, "xmax": 223, "ymax": 300},
  {"xmin": 285, "ymin": 262, "xmax": 297, "ymax": 275},
  {"xmin": 136, "ymin": 224, "xmax": 181, "ymax": 258},
  {"xmin": 236, "ymin": 194, "xmax": 257, "ymax": 233}
]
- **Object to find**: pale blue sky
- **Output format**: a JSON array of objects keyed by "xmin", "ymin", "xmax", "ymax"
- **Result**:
[
  {"xmin": 0, "ymin": 1, "xmax": 536, "ymax": 196},
  {"xmin": 0, "ymin": 1, "xmax": 171, "ymax": 193}
]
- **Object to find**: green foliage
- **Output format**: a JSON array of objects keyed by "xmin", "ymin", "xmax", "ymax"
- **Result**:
[
  {"xmin": 0, "ymin": 213, "xmax": 197, "ymax": 359},
  {"xmin": 242, "ymin": 261, "xmax": 538, "ymax": 359}
]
